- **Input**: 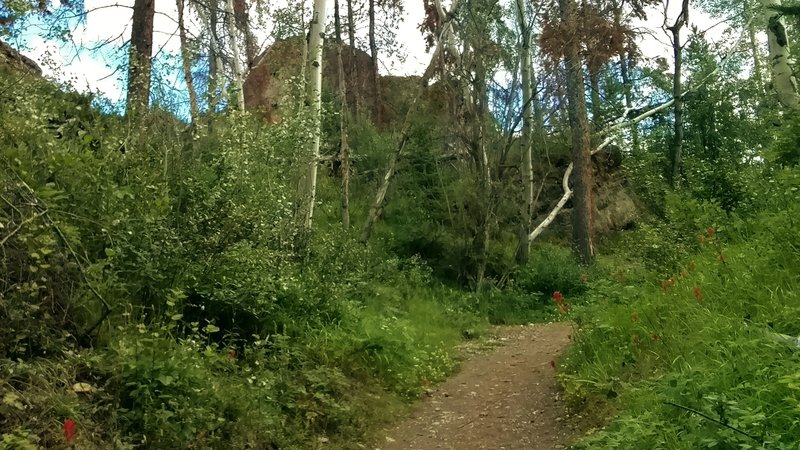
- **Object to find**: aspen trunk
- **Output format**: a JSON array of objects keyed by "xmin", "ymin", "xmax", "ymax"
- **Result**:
[
  {"xmin": 297, "ymin": 0, "xmax": 327, "ymax": 231},
  {"xmin": 763, "ymin": 0, "xmax": 800, "ymax": 109},
  {"xmin": 668, "ymin": 0, "xmax": 688, "ymax": 188},
  {"xmin": 619, "ymin": 50, "xmax": 640, "ymax": 153},
  {"xmin": 337, "ymin": 44, "xmax": 351, "ymax": 228},
  {"xmin": 514, "ymin": 0, "xmax": 534, "ymax": 264},
  {"xmin": 177, "ymin": 0, "xmax": 199, "ymax": 122},
  {"xmin": 745, "ymin": 0, "xmax": 763, "ymax": 92},
  {"xmin": 225, "ymin": 0, "xmax": 246, "ymax": 110},
  {"xmin": 207, "ymin": 0, "xmax": 224, "ymax": 115},
  {"xmin": 368, "ymin": 0, "xmax": 381, "ymax": 123}
]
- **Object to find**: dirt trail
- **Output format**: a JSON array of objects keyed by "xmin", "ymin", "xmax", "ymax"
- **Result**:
[{"xmin": 378, "ymin": 322, "xmax": 583, "ymax": 450}]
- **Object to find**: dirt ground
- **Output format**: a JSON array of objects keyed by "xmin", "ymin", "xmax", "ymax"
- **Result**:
[{"xmin": 376, "ymin": 322, "xmax": 586, "ymax": 450}]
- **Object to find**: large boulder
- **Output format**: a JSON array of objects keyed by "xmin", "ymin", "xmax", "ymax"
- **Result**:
[
  {"xmin": 244, "ymin": 37, "xmax": 380, "ymax": 123},
  {"xmin": 0, "ymin": 40, "xmax": 42, "ymax": 76}
]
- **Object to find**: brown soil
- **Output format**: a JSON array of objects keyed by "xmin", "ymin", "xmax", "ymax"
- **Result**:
[{"xmin": 377, "ymin": 322, "xmax": 585, "ymax": 450}]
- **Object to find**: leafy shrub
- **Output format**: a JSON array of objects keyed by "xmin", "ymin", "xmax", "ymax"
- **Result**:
[
  {"xmin": 514, "ymin": 243, "xmax": 587, "ymax": 297},
  {"xmin": 563, "ymin": 171, "xmax": 800, "ymax": 448}
]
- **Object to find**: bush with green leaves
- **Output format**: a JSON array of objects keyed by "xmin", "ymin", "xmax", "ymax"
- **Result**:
[
  {"xmin": 562, "ymin": 167, "xmax": 800, "ymax": 448},
  {"xmin": 0, "ymin": 68, "xmax": 506, "ymax": 448}
]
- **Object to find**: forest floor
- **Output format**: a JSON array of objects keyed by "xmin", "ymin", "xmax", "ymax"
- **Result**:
[{"xmin": 376, "ymin": 322, "xmax": 595, "ymax": 450}]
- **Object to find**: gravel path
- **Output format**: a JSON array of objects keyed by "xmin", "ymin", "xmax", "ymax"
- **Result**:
[{"xmin": 377, "ymin": 322, "xmax": 582, "ymax": 450}]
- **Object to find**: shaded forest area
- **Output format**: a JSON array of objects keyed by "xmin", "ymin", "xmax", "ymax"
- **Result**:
[{"xmin": 2, "ymin": 0, "xmax": 800, "ymax": 447}]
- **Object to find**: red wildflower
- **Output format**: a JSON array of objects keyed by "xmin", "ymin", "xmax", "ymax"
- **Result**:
[
  {"xmin": 706, "ymin": 227, "xmax": 715, "ymax": 237},
  {"xmin": 63, "ymin": 418, "xmax": 76, "ymax": 442},
  {"xmin": 688, "ymin": 262, "xmax": 696, "ymax": 271},
  {"xmin": 692, "ymin": 287, "xmax": 704, "ymax": 303},
  {"xmin": 552, "ymin": 291, "xmax": 564, "ymax": 303},
  {"xmin": 661, "ymin": 278, "xmax": 675, "ymax": 292},
  {"xmin": 631, "ymin": 312, "xmax": 639, "ymax": 322},
  {"xmin": 650, "ymin": 334, "xmax": 660, "ymax": 342},
  {"xmin": 422, "ymin": 379, "xmax": 429, "ymax": 386},
  {"xmin": 228, "ymin": 350, "xmax": 237, "ymax": 359},
  {"xmin": 549, "ymin": 360, "xmax": 556, "ymax": 368}
]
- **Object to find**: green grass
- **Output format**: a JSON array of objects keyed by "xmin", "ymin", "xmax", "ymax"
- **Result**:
[{"xmin": 562, "ymin": 188, "xmax": 800, "ymax": 449}]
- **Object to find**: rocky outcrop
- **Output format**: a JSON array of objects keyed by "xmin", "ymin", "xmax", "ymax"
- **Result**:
[
  {"xmin": 0, "ymin": 40, "xmax": 42, "ymax": 76},
  {"xmin": 244, "ymin": 37, "xmax": 380, "ymax": 123}
]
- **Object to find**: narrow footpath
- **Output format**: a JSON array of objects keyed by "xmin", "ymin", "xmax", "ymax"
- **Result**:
[{"xmin": 378, "ymin": 322, "xmax": 585, "ymax": 450}]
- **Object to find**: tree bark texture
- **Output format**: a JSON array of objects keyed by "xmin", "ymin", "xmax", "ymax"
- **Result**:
[
  {"xmin": 514, "ymin": 0, "xmax": 534, "ymax": 264},
  {"xmin": 368, "ymin": 0, "xmax": 381, "ymax": 124},
  {"xmin": 297, "ymin": 0, "xmax": 328, "ymax": 231},
  {"xmin": 763, "ymin": 0, "xmax": 800, "ymax": 109},
  {"xmin": 337, "ymin": 44, "xmax": 351, "ymax": 228},
  {"xmin": 668, "ymin": 0, "xmax": 688, "ymax": 188},
  {"xmin": 177, "ymin": 0, "xmax": 199, "ymax": 122},
  {"xmin": 233, "ymin": 0, "xmax": 258, "ymax": 67},
  {"xmin": 126, "ymin": 0, "xmax": 155, "ymax": 118},
  {"xmin": 207, "ymin": 0, "xmax": 224, "ymax": 115},
  {"xmin": 560, "ymin": 0, "xmax": 594, "ymax": 264},
  {"xmin": 225, "ymin": 0, "xmax": 246, "ymax": 110}
]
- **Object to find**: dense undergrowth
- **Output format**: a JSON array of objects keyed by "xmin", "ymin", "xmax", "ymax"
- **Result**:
[
  {"xmin": 4, "ymin": 40, "xmax": 799, "ymax": 449},
  {"xmin": 563, "ymin": 169, "xmax": 800, "ymax": 448},
  {"xmin": 0, "ymin": 69, "xmax": 573, "ymax": 448}
]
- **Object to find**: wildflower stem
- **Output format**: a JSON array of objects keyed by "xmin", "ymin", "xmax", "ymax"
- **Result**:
[{"xmin": 662, "ymin": 401, "xmax": 761, "ymax": 443}]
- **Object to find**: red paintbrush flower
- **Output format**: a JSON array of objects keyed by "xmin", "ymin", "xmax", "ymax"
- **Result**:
[
  {"xmin": 631, "ymin": 312, "xmax": 639, "ymax": 322},
  {"xmin": 63, "ymin": 418, "xmax": 76, "ymax": 442}
]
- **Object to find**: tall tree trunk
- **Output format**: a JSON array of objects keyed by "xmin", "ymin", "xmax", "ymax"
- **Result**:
[
  {"xmin": 297, "ymin": 0, "xmax": 328, "ymax": 232},
  {"xmin": 233, "ymin": 0, "xmax": 258, "ymax": 68},
  {"xmin": 590, "ymin": 71, "xmax": 602, "ymax": 130},
  {"xmin": 225, "ymin": 0, "xmax": 246, "ymax": 109},
  {"xmin": 472, "ymin": 66, "xmax": 491, "ymax": 288},
  {"xmin": 126, "ymin": 0, "xmax": 155, "ymax": 118},
  {"xmin": 560, "ymin": 0, "xmax": 593, "ymax": 264},
  {"xmin": 368, "ymin": 0, "xmax": 381, "ymax": 123},
  {"xmin": 619, "ymin": 50, "xmax": 640, "ymax": 153},
  {"xmin": 347, "ymin": 0, "xmax": 356, "ymax": 48},
  {"xmin": 207, "ymin": 0, "xmax": 224, "ymax": 115},
  {"xmin": 668, "ymin": 0, "xmax": 688, "ymax": 188},
  {"xmin": 763, "ymin": 0, "xmax": 800, "ymax": 109},
  {"xmin": 514, "ymin": 0, "xmax": 534, "ymax": 264},
  {"xmin": 745, "ymin": 0, "xmax": 763, "ymax": 93},
  {"xmin": 334, "ymin": 0, "xmax": 342, "ymax": 42},
  {"xmin": 177, "ymin": 0, "xmax": 199, "ymax": 123},
  {"xmin": 337, "ymin": 44, "xmax": 351, "ymax": 228}
]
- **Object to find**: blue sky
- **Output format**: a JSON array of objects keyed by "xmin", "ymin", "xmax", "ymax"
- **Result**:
[{"xmin": 6, "ymin": 0, "xmax": 741, "ymax": 118}]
